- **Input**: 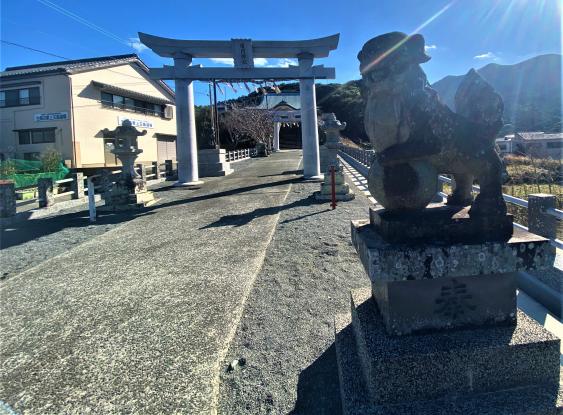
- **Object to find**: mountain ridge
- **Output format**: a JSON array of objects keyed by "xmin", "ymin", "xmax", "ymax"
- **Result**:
[{"xmin": 432, "ymin": 54, "xmax": 561, "ymax": 133}]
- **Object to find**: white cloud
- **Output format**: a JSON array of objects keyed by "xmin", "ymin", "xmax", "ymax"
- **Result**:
[
  {"xmin": 209, "ymin": 57, "xmax": 293, "ymax": 67},
  {"xmin": 474, "ymin": 52, "xmax": 498, "ymax": 60},
  {"xmin": 128, "ymin": 37, "xmax": 149, "ymax": 53},
  {"xmin": 254, "ymin": 58, "xmax": 268, "ymax": 66},
  {"xmin": 210, "ymin": 57, "xmax": 234, "ymax": 65},
  {"xmin": 268, "ymin": 58, "xmax": 297, "ymax": 68},
  {"xmin": 425, "ymin": 44, "xmax": 437, "ymax": 52}
]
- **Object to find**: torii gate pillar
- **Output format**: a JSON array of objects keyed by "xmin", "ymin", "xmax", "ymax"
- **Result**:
[
  {"xmin": 174, "ymin": 56, "xmax": 203, "ymax": 186},
  {"xmin": 299, "ymin": 53, "xmax": 322, "ymax": 180},
  {"xmin": 273, "ymin": 122, "xmax": 281, "ymax": 152}
]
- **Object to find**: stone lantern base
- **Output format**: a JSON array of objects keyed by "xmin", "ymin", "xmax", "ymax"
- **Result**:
[
  {"xmin": 100, "ymin": 177, "xmax": 157, "ymax": 211},
  {"xmin": 334, "ymin": 219, "xmax": 561, "ymax": 414},
  {"xmin": 314, "ymin": 166, "xmax": 355, "ymax": 201}
]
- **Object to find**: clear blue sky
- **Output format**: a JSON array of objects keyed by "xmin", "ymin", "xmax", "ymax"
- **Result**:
[{"xmin": 1, "ymin": 0, "xmax": 561, "ymax": 105}]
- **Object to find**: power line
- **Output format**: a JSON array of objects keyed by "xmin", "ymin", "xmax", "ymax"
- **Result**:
[
  {"xmin": 36, "ymin": 0, "xmax": 131, "ymax": 48},
  {"xmin": 0, "ymin": 40, "xmax": 70, "ymax": 61}
]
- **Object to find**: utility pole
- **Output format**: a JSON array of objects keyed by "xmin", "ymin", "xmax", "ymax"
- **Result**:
[
  {"xmin": 208, "ymin": 82, "xmax": 216, "ymax": 148},
  {"xmin": 213, "ymin": 80, "xmax": 221, "ymax": 149}
]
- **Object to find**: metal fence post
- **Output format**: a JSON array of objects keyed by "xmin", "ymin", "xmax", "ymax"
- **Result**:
[
  {"xmin": 528, "ymin": 194, "xmax": 557, "ymax": 239},
  {"xmin": 38, "ymin": 178, "xmax": 55, "ymax": 208},
  {"xmin": 87, "ymin": 177, "xmax": 96, "ymax": 222}
]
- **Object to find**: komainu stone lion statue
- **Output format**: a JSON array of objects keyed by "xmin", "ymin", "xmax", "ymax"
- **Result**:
[{"xmin": 359, "ymin": 32, "xmax": 507, "ymax": 218}]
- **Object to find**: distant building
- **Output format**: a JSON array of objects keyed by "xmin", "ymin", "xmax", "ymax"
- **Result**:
[
  {"xmin": 0, "ymin": 54, "xmax": 177, "ymax": 169},
  {"xmin": 255, "ymin": 92, "xmax": 304, "ymax": 149},
  {"xmin": 512, "ymin": 132, "xmax": 562, "ymax": 159},
  {"xmin": 495, "ymin": 135, "xmax": 514, "ymax": 155}
]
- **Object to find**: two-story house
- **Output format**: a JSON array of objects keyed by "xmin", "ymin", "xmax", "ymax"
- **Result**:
[{"xmin": 0, "ymin": 54, "xmax": 177, "ymax": 169}]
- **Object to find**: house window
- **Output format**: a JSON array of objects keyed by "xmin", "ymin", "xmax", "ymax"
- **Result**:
[
  {"xmin": 0, "ymin": 87, "xmax": 40, "ymax": 107},
  {"xmin": 17, "ymin": 128, "xmax": 56, "ymax": 144},
  {"xmin": 546, "ymin": 141, "xmax": 562, "ymax": 149},
  {"xmin": 101, "ymin": 92, "xmax": 113, "ymax": 107},
  {"xmin": 124, "ymin": 97, "xmax": 135, "ymax": 111},
  {"xmin": 113, "ymin": 95, "xmax": 125, "ymax": 109},
  {"xmin": 100, "ymin": 91, "xmax": 166, "ymax": 117}
]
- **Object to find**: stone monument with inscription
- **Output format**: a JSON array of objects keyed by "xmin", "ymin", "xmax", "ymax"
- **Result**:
[
  {"xmin": 335, "ymin": 32, "xmax": 561, "ymax": 414},
  {"xmin": 315, "ymin": 113, "xmax": 354, "ymax": 201},
  {"xmin": 100, "ymin": 120, "xmax": 157, "ymax": 210}
]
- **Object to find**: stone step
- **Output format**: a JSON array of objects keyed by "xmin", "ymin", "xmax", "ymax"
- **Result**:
[
  {"xmin": 341, "ymin": 287, "xmax": 560, "ymax": 408},
  {"xmin": 335, "ymin": 300, "xmax": 563, "ymax": 414}
]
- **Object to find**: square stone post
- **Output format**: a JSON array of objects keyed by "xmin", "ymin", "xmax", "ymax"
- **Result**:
[
  {"xmin": 165, "ymin": 160, "xmax": 173, "ymax": 177},
  {"xmin": 174, "ymin": 55, "xmax": 203, "ymax": 186},
  {"xmin": 299, "ymin": 53, "xmax": 322, "ymax": 180},
  {"xmin": 71, "ymin": 172, "xmax": 84, "ymax": 199},
  {"xmin": 152, "ymin": 161, "xmax": 161, "ymax": 179},
  {"xmin": 38, "ymin": 178, "xmax": 55, "ymax": 208},
  {"xmin": 528, "ymin": 194, "xmax": 557, "ymax": 240},
  {"xmin": 136, "ymin": 163, "xmax": 147, "ymax": 183},
  {"xmin": 0, "ymin": 180, "xmax": 16, "ymax": 218}
]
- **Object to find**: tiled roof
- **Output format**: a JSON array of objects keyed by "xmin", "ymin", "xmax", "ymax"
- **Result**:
[
  {"xmin": 91, "ymin": 80, "xmax": 173, "ymax": 105},
  {"xmin": 516, "ymin": 132, "xmax": 563, "ymax": 141},
  {"xmin": 2, "ymin": 54, "xmax": 138, "ymax": 77},
  {"xmin": 255, "ymin": 93, "xmax": 301, "ymax": 110},
  {"xmin": 1, "ymin": 54, "xmax": 175, "ymax": 98}
]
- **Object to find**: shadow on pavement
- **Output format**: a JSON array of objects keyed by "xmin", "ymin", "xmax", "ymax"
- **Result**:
[
  {"xmin": 0, "ymin": 209, "xmax": 154, "ymax": 249},
  {"xmin": 258, "ymin": 169, "xmax": 304, "ymax": 178},
  {"xmin": 2, "ymin": 175, "xmax": 304, "ymax": 249},
  {"xmin": 148, "ymin": 177, "xmax": 303, "ymax": 212},
  {"xmin": 290, "ymin": 343, "xmax": 343, "ymax": 415},
  {"xmin": 200, "ymin": 194, "xmax": 325, "ymax": 229}
]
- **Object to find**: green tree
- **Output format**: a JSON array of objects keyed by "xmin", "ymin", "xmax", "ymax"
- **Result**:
[{"xmin": 40, "ymin": 148, "xmax": 62, "ymax": 172}]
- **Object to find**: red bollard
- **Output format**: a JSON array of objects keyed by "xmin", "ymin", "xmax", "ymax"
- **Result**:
[{"xmin": 330, "ymin": 165, "xmax": 337, "ymax": 210}]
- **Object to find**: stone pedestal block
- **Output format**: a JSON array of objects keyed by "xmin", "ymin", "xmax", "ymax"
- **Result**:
[
  {"xmin": 371, "ymin": 272, "xmax": 517, "ymax": 335},
  {"xmin": 334, "ymin": 287, "xmax": 562, "ymax": 414},
  {"xmin": 198, "ymin": 149, "xmax": 233, "ymax": 177},
  {"xmin": 38, "ymin": 178, "xmax": 55, "ymax": 208},
  {"xmin": 352, "ymin": 220, "xmax": 554, "ymax": 283},
  {"xmin": 370, "ymin": 203, "xmax": 514, "ymax": 244},
  {"xmin": 351, "ymin": 219, "xmax": 554, "ymax": 334},
  {"xmin": 0, "ymin": 180, "xmax": 16, "ymax": 218}
]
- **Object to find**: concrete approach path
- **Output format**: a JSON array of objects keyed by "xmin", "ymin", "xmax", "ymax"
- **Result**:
[{"xmin": 1, "ymin": 151, "xmax": 307, "ymax": 414}]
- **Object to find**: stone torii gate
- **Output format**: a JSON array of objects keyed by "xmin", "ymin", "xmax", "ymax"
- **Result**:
[{"xmin": 139, "ymin": 32, "xmax": 339, "ymax": 185}]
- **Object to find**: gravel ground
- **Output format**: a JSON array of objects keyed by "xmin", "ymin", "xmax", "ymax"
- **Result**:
[
  {"xmin": 218, "ymin": 177, "xmax": 373, "ymax": 414},
  {"xmin": 0, "ymin": 160, "xmax": 255, "ymax": 284},
  {"xmin": 0, "ymin": 202, "xmax": 134, "ymax": 283}
]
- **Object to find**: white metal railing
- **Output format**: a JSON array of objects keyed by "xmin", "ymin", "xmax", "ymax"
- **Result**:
[
  {"xmin": 225, "ymin": 148, "xmax": 256, "ymax": 163},
  {"xmin": 338, "ymin": 144, "xmax": 562, "ymax": 250}
]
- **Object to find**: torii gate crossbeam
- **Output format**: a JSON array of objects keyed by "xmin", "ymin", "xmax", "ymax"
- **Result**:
[{"xmin": 139, "ymin": 33, "xmax": 339, "ymax": 185}]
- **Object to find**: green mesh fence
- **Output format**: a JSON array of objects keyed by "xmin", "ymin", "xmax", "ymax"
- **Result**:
[{"xmin": 0, "ymin": 159, "xmax": 69, "ymax": 189}]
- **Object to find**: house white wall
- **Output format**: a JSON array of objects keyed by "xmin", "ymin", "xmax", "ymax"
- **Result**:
[
  {"xmin": 0, "ymin": 74, "xmax": 73, "ymax": 162},
  {"xmin": 1, "ymin": 61, "xmax": 177, "ymax": 168},
  {"xmin": 70, "ymin": 63, "xmax": 176, "ymax": 167}
]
